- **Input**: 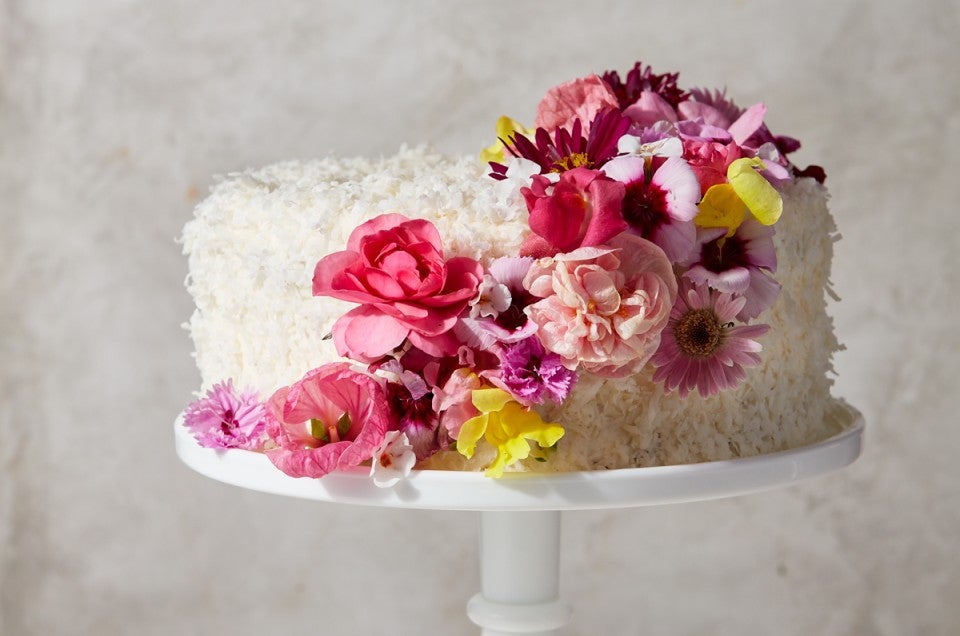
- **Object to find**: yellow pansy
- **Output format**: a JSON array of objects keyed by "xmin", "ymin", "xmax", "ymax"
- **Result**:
[
  {"xmin": 479, "ymin": 116, "xmax": 533, "ymax": 164},
  {"xmin": 695, "ymin": 157, "xmax": 783, "ymax": 234},
  {"xmin": 456, "ymin": 387, "xmax": 565, "ymax": 478}
]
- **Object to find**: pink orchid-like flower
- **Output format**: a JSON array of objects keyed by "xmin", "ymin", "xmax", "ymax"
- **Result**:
[
  {"xmin": 183, "ymin": 379, "xmax": 266, "ymax": 451},
  {"xmin": 313, "ymin": 214, "xmax": 483, "ymax": 362},
  {"xmin": 264, "ymin": 363, "xmax": 391, "ymax": 479},
  {"xmin": 431, "ymin": 368, "xmax": 482, "ymax": 440},
  {"xmin": 534, "ymin": 73, "xmax": 620, "ymax": 134},
  {"xmin": 457, "ymin": 257, "xmax": 538, "ymax": 348},
  {"xmin": 651, "ymin": 281, "xmax": 769, "ymax": 398},
  {"xmin": 523, "ymin": 233, "xmax": 678, "ymax": 377},
  {"xmin": 520, "ymin": 168, "xmax": 627, "ymax": 258},
  {"xmin": 682, "ymin": 219, "xmax": 780, "ymax": 321},
  {"xmin": 602, "ymin": 155, "xmax": 701, "ymax": 262}
]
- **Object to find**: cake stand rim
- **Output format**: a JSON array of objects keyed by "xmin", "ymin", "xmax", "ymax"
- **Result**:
[{"xmin": 174, "ymin": 399, "xmax": 864, "ymax": 511}]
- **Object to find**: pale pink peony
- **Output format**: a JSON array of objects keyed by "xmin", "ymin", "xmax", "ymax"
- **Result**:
[
  {"xmin": 520, "ymin": 168, "xmax": 626, "ymax": 258},
  {"xmin": 264, "ymin": 363, "xmax": 391, "ymax": 479},
  {"xmin": 535, "ymin": 74, "xmax": 620, "ymax": 134},
  {"xmin": 523, "ymin": 233, "xmax": 678, "ymax": 377},
  {"xmin": 313, "ymin": 214, "xmax": 483, "ymax": 362}
]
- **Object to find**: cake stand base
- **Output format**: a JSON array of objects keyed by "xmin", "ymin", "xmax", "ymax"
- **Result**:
[
  {"xmin": 468, "ymin": 511, "xmax": 570, "ymax": 635},
  {"xmin": 175, "ymin": 401, "xmax": 863, "ymax": 635}
]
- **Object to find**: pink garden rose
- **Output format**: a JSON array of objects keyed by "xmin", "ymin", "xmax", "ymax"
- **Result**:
[
  {"xmin": 535, "ymin": 74, "xmax": 620, "ymax": 134},
  {"xmin": 520, "ymin": 168, "xmax": 627, "ymax": 258},
  {"xmin": 264, "ymin": 363, "xmax": 391, "ymax": 478},
  {"xmin": 682, "ymin": 140, "xmax": 745, "ymax": 194},
  {"xmin": 313, "ymin": 214, "xmax": 483, "ymax": 362},
  {"xmin": 523, "ymin": 233, "xmax": 678, "ymax": 378}
]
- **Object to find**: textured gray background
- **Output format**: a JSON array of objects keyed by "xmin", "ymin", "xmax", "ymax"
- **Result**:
[{"xmin": 1, "ymin": 1, "xmax": 957, "ymax": 634}]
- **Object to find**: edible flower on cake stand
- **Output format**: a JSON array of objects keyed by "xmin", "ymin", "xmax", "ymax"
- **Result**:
[
  {"xmin": 651, "ymin": 281, "xmax": 769, "ymax": 398},
  {"xmin": 182, "ymin": 379, "xmax": 267, "ymax": 451},
  {"xmin": 455, "ymin": 387, "xmax": 564, "ymax": 478}
]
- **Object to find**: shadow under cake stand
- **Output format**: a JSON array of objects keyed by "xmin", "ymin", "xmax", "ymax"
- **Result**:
[{"xmin": 175, "ymin": 402, "xmax": 864, "ymax": 636}]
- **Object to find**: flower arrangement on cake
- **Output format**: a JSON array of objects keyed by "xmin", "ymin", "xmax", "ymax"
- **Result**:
[{"xmin": 182, "ymin": 61, "xmax": 827, "ymax": 483}]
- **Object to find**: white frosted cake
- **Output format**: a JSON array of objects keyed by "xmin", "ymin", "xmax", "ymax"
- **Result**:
[{"xmin": 181, "ymin": 62, "xmax": 845, "ymax": 480}]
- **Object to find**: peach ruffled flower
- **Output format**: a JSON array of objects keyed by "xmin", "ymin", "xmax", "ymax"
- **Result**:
[
  {"xmin": 534, "ymin": 73, "xmax": 620, "ymax": 134},
  {"xmin": 523, "ymin": 233, "xmax": 677, "ymax": 378}
]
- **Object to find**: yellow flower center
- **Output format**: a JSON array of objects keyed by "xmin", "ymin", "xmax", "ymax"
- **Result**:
[{"xmin": 552, "ymin": 152, "xmax": 592, "ymax": 172}]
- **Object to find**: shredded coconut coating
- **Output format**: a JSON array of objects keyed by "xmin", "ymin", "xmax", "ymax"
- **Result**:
[{"xmin": 182, "ymin": 146, "xmax": 842, "ymax": 472}]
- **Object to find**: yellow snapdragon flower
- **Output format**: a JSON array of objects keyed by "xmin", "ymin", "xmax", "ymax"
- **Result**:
[
  {"xmin": 456, "ymin": 387, "xmax": 564, "ymax": 478},
  {"xmin": 695, "ymin": 157, "xmax": 783, "ymax": 234}
]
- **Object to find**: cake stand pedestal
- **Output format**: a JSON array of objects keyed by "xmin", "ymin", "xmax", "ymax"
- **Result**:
[{"xmin": 175, "ymin": 402, "xmax": 863, "ymax": 635}]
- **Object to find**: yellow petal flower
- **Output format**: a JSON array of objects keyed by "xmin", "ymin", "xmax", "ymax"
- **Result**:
[
  {"xmin": 727, "ymin": 157, "xmax": 783, "ymax": 226},
  {"xmin": 479, "ymin": 116, "xmax": 532, "ymax": 164},
  {"xmin": 695, "ymin": 183, "xmax": 746, "ymax": 232},
  {"xmin": 695, "ymin": 158, "xmax": 783, "ymax": 234},
  {"xmin": 455, "ymin": 387, "xmax": 565, "ymax": 478}
]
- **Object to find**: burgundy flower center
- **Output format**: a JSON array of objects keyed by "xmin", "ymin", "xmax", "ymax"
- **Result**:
[
  {"xmin": 386, "ymin": 383, "xmax": 435, "ymax": 431},
  {"xmin": 674, "ymin": 308, "xmax": 724, "ymax": 358},
  {"xmin": 622, "ymin": 181, "xmax": 668, "ymax": 236},
  {"xmin": 220, "ymin": 409, "xmax": 237, "ymax": 434},
  {"xmin": 701, "ymin": 236, "xmax": 748, "ymax": 273},
  {"xmin": 494, "ymin": 290, "xmax": 535, "ymax": 331}
]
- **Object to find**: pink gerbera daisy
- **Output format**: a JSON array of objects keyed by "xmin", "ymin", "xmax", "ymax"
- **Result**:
[
  {"xmin": 651, "ymin": 282, "xmax": 769, "ymax": 398},
  {"xmin": 601, "ymin": 154, "xmax": 701, "ymax": 262}
]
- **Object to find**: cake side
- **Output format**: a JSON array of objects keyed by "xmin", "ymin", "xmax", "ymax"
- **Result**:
[{"xmin": 183, "ymin": 149, "xmax": 840, "ymax": 471}]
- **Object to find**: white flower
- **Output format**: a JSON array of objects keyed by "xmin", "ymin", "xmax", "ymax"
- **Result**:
[
  {"xmin": 470, "ymin": 273, "xmax": 512, "ymax": 319},
  {"xmin": 370, "ymin": 431, "xmax": 417, "ymax": 488},
  {"xmin": 616, "ymin": 134, "xmax": 683, "ymax": 160},
  {"xmin": 495, "ymin": 158, "xmax": 557, "ymax": 204}
]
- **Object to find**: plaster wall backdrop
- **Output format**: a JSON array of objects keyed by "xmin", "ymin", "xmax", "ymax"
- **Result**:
[{"xmin": 1, "ymin": 1, "xmax": 957, "ymax": 634}]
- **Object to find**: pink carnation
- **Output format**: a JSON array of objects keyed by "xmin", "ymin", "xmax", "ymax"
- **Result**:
[
  {"xmin": 520, "ymin": 168, "xmax": 627, "ymax": 258},
  {"xmin": 183, "ymin": 379, "xmax": 266, "ymax": 451},
  {"xmin": 313, "ymin": 214, "xmax": 483, "ymax": 362},
  {"xmin": 523, "ymin": 233, "xmax": 678, "ymax": 377},
  {"xmin": 264, "ymin": 363, "xmax": 391, "ymax": 479},
  {"xmin": 535, "ymin": 74, "xmax": 620, "ymax": 134}
]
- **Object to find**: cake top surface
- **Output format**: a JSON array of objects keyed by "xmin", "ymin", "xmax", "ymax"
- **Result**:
[{"xmin": 181, "ymin": 60, "xmax": 833, "ymax": 484}]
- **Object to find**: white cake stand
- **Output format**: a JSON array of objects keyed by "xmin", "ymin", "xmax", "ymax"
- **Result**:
[{"xmin": 175, "ymin": 402, "xmax": 864, "ymax": 635}]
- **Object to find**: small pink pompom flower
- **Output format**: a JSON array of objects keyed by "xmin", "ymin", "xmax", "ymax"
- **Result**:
[
  {"xmin": 183, "ymin": 379, "xmax": 267, "ymax": 451},
  {"xmin": 651, "ymin": 282, "xmax": 769, "ymax": 398}
]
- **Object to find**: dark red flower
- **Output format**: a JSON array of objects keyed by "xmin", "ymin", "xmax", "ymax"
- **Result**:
[
  {"xmin": 489, "ymin": 108, "xmax": 630, "ymax": 180},
  {"xmin": 601, "ymin": 61, "xmax": 689, "ymax": 111}
]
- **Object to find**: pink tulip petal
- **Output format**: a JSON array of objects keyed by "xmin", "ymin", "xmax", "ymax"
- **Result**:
[{"xmin": 728, "ymin": 103, "xmax": 767, "ymax": 146}]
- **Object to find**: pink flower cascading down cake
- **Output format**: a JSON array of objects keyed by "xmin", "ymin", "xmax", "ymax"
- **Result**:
[{"xmin": 180, "ymin": 62, "xmax": 847, "ymax": 482}]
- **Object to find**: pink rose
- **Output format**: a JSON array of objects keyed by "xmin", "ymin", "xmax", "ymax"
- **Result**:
[
  {"xmin": 264, "ymin": 363, "xmax": 391, "ymax": 478},
  {"xmin": 523, "ymin": 233, "xmax": 678, "ymax": 378},
  {"xmin": 313, "ymin": 214, "xmax": 483, "ymax": 362},
  {"xmin": 682, "ymin": 140, "xmax": 745, "ymax": 194},
  {"xmin": 520, "ymin": 168, "xmax": 627, "ymax": 258},
  {"xmin": 535, "ymin": 74, "xmax": 620, "ymax": 134}
]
